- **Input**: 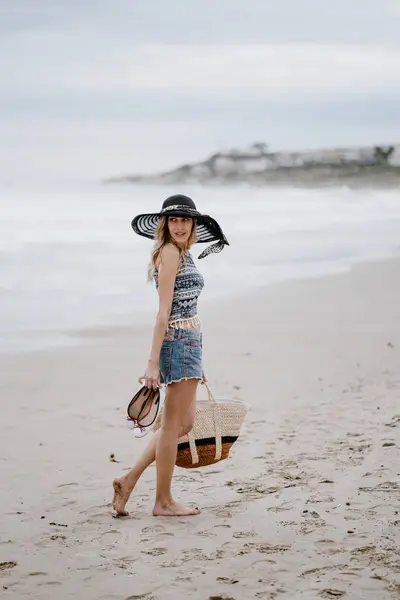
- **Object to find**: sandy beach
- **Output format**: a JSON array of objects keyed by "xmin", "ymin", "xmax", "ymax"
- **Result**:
[{"xmin": 1, "ymin": 258, "xmax": 399, "ymax": 600}]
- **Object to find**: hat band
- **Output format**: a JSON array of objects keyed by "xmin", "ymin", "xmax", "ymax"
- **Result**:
[{"xmin": 161, "ymin": 204, "xmax": 199, "ymax": 215}]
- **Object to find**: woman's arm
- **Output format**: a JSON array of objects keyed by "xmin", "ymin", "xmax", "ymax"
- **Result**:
[{"xmin": 140, "ymin": 244, "xmax": 180, "ymax": 389}]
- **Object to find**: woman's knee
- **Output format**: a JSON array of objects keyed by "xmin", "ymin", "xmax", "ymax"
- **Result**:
[
  {"xmin": 162, "ymin": 411, "xmax": 194, "ymax": 437},
  {"xmin": 180, "ymin": 415, "xmax": 195, "ymax": 436},
  {"xmin": 160, "ymin": 416, "xmax": 181, "ymax": 436},
  {"xmin": 162, "ymin": 378, "xmax": 198, "ymax": 436}
]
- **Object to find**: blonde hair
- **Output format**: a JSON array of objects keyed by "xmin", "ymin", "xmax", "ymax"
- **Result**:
[{"xmin": 147, "ymin": 216, "xmax": 197, "ymax": 282}]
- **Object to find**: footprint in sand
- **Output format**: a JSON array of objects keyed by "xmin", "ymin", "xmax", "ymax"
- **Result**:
[
  {"xmin": 266, "ymin": 502, "xmax": 293, "ymax": 513},
  {"xmin": 275, "ymin": 458, "xmax": 298, "ymax": 469},
  {"xmin": 306, "ymin": 494, "xmax": 335, "ymax": 505},
  {"xmin": 49, "ymin": 534, "xmax": 67, "ymax": 541},
  {"xmin": 216, "ymin": 576, "xmax": 240, "ymax": 584},
  {"xmin": 300, "ymin": 564, "xmax": 348, "ymax": 579},
  {"xmin": 338, "ymin": 568, "xmax": 364, "ymax": 581},
  {"xmin": 278, "ymin": 520, "xmax": 297, "ymax": 527},
  {"xmin": 300, "ymin": 512, "xmax": 327, "ymax": 535},
  {"xmin": 324, "ymin": 435, "xmax": 373, "ymax": 467},
  {"xmin": 349, "ymin": 545, "xmax": 377, "ymax": 562},
  {"xmin": 215, "ymin": 509, "xmax": 234, "ymax": 518},
  {"xmin": 386, "ymin": 582, "xmax": 400, "ymax": 596},
  {"xmin": 319, "ymin": 589, "xmax": 346, "ymax": 598},
  {"xmin": 139, "ymin": 533, "xmax": 175, "ymax": 544},
  {"xmin": 343, "ymin": 507, "xmax": 366, "ymax": 522},
  {"xmin": 141, "ymin": 525, "xmax": 165, "ymax": 535},
  {"xmin": 236, "ymin": 543, "xmax": 290, "ymax": 556},
  {"xmin": 314, "ymin": 539, "xmax": 345, "ymax": 556},
  {"xmin": 61, "ymin": 499, "xmax": 77, "ymax": 507},
  {"xmin": 385, "ymin": 415, "xmax": 400, "ymax": 428},
  {"xmin": 228, "ymin": 480, "xmax": 280, "ymax": 500},
  {"xmin": 173, "ymin": 474, "xmax": 201, "ymax": 484},
  {"xmin": 161, "ymin": 548, "xmax": 223, "ymax": 568},
  {"xmin": 0, "ymin": 561, "xmax": 17, "ymax": 572},
  {"xmin": 233, "ymin": 531, "xmax": 256, "ymax": 538},
  {"xmin": 211, "ymin": 501, "xmax": 243, "ymax": 518},
  {"xmin": 351, "ymin": 544, "xmax": 400, "ymax": 574},
  {"xmin": 100, "ymin": 529, "xmax": 121, "ymax": 536},
  {"xmin": 359, "ymin": 481, "xmax": 400, "ymax": 494},
  {"xmin": 255, "ymin": 591, "xmax": 281, "ymax": 599},
  {"xmin": 298, "ymin": 452, "xmax": 329, "ymax": 462},
  {"xmin": 112, "ymin": 557, "xmax": 138, "ymax": 570},
  {"xmin": 141, "ymin": 547, "xmax": 168, "ymax": 556}
]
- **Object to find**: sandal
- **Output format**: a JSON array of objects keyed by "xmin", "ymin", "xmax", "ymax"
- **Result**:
[{"xmin": 127, "ymin": 386, "xmax": 161, "ymax": 436}]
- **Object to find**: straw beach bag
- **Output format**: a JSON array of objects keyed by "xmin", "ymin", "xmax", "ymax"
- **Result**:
[{"xmin": 153, "ymin": 384, "xmax": 248, "ymax": 469}]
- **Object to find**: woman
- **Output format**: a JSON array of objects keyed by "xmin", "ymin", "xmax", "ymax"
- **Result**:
[{"xmin": 112, "ymin": 194, "xmax": 228, "ymax": 517}]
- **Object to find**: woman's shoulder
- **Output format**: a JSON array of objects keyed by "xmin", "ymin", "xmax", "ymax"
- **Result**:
[
  {"xmin": 156, "ymin": 244, "xmax": 181, "ymax": 271},
  {"xmin": 162, "ymin": 243, "xmax": 180, "ymax": 258}
]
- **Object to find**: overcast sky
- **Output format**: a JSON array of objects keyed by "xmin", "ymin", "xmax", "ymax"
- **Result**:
[{"xmin": 1, "ymin": 0, "xmax": 400, "ymax": 182}]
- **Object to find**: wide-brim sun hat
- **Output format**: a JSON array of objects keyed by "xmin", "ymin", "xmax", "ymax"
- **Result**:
[{"xmin": 131, "ymin": 194, "xmax": 229, "ymax": 259}]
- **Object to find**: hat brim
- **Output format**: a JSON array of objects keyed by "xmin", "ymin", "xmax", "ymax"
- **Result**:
[{"xmin": 131, "ymin": 212, "xmax": 228, "ymax": 246}]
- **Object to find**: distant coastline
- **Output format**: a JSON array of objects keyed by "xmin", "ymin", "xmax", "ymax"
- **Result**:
[{"xmin": 104, "ymin": 142, "xmax": 400, "ymax": 188}]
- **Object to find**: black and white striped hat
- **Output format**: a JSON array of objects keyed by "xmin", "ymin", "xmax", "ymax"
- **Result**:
[{"xmin": 131, "ymin": 194, "xmax": 229, "ymax": 259}]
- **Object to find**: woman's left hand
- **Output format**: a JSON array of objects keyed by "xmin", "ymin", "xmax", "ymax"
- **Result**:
[
  {"xmin": 201, "ymin": 369, "xmax": 207, "ymax": 384},
  {"xmin": 139, "ymin": 359, "xmax": 161, "ymax": 390}
]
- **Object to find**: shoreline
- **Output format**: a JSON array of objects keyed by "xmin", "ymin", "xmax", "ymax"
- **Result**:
[
  {"xmin": 3, "ymin": 181, "xmax": 400, "ymax": 358},
  {"xmin": 2, "ymin": 253, "xmax": 399, "ymax": 358},
  {"xmin": 1, "ymin": 257, "xmax": 400, "ymax": 599}
]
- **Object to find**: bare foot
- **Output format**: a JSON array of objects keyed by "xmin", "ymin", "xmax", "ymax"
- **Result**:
[
  {"xmin": 152, "ymin": 500, "xmax": 200, "ymax": 517},
  {"xmin": 112, "ymin": 478, "xmax": 133, "ymax": 516}
]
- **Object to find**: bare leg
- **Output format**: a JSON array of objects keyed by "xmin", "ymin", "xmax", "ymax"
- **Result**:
[
  {"xmin": 112, "ymin": 393, "xmax": 197, "ymax": 516},
  {"xmin": 153, "ymin": 379, "xmax": 200, "ymax": 517},
  {"xmin": 112, "ymin": 429, "xmax": 160, "ymax": 516}
]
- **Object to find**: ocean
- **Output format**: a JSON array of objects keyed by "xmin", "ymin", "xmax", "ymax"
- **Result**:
[{"xmin": 1, "ymin": 182, "xmax": 400, "ymax": 353}]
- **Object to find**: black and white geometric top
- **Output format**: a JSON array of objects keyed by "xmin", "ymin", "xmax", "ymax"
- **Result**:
[{"xmin": 154, "ymin": 252, "xmax": 204, "ymax": 329}]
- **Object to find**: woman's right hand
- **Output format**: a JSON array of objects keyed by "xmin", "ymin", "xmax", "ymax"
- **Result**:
[{"xmin": 139, "ymin": 359, "xmax": 161, "ymax": 391}]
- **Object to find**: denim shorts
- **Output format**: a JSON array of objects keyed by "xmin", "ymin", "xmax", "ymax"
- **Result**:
[{"xmin": 159, "ymin": 328, "xmax": 203, "ymax": 386}]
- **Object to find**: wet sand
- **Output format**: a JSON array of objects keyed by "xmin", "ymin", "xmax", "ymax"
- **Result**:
[{"xmin": 1, "ymin": 258, "xmax": 400, "ymax": 600}]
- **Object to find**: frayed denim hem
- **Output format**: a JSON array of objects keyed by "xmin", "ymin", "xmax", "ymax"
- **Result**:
[{"xmin": 164, "ymin": 376, "xmax": 204, "ymax": 387}]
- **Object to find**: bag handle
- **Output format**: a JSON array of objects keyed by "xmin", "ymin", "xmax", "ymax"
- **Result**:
[
  {"xmin": 202, "ymin": 382, "xmax": 216, "ymax": 404},
  {"xmin": 188, "ymin": 381, "xmax": 222, "ymax": 466},
  {"xmin": 187, "ymin": 429, "xmax": 199, "ymax": 464},
  {"xmin": 203, "ymin": 383, "xmax": 222, "ymax": 459}
]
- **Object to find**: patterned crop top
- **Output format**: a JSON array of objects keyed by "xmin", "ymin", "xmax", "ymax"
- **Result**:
[{"xmin": 154, "ymin": 251, "xmax": 204, "ymax": 329}]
